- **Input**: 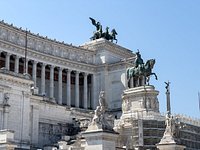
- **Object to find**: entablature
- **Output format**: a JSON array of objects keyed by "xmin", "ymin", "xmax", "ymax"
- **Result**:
[
  {"xmin": 0, "ymin": 21, "xmax": 95, "ymax": 65},
  {"xmin": 81, "ymin": 38, "xmax": 135, "ymax": 59},
  {"xmin": 0, "ymin": 40, "xmax": 96, "ymax": 74}
]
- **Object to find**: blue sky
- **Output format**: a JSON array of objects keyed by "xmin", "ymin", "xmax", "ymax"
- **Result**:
[{"xmin": 1, "ymin": 0, "xmax": 199, "ymax": 118}]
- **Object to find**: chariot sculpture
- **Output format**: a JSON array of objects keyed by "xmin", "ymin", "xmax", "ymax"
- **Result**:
[{"xmin": 89, "ymin": 17, "xmax": 118, "ymax": 43}]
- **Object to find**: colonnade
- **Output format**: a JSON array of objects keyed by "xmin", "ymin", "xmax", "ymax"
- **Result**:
[{"xmin": 0, "ymin": 51, "xmax": 96, "ymax": 109}]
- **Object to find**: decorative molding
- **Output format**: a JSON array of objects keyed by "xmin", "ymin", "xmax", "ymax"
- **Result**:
[
  {"xmin": 0, "ymin": 22, "xmax": 95, "ymax": 65},
  {"xmin": 0, "ymin": 40, "xmax": 97, "ymax": 73}
]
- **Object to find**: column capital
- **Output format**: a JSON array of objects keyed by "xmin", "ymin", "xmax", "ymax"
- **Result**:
[
  {"xmin": 33, "ymin": 60, "xmax": 38, "ymax": 65},
  {"xmin": 6, "ymin": 52, "xmax": 11, "ymax": 56},
  {"xmin": 50, "ymin": 65, "xmax": 55, "ymax": 69},
  {"xmin": 67, "ymin": 69, "xmax": 72, "ymax": 73},
  {"xmin": 84, "ymin": 72, "xmax": 88, "ymax": 77},
  {"xmin": 58, "ymin": 67, "xmax": 63, "ymax": 71},
  {"xmin": 15, "ymin": 55, "xmax": 20, "ymax": 59},
  {"xmin": 25, "ymin": 59, "xmax": 29, "ymax": 64},
  {"xmin": 41, "ymin": 63, "xmax": 47, "ymax": 67},
  {"xmin": 75, "ymin": 71, "xmax": 80, "ymax": 74}
]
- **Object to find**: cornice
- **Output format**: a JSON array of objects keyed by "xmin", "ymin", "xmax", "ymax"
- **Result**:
[
  {"xmin": 0, "ymin": 20, "xmax": 93, "ymax": 52},
  {"xmin": 81, "ymin": 38, "xmax": 135, "ymax": 59},
  {"xmin": 0, "ymin": 21, "xmax": 95, "ymax": 65}
]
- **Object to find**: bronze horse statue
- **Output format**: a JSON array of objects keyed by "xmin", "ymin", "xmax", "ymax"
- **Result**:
[
  {"xmin": 109, "ymin": 29, "xmax": 118, "ymax": 43},
  {"xmin": 127, "ymin": 59, "xmax": 158, "ymax": 85},
  {"xmin": 102, "ymin": 27, "xmax": 118, "ymax": 43}
]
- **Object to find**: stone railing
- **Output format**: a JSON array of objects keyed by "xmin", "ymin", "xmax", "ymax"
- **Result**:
[{"xmin": 174, "ymin": 114, "xmax": 200, "ymax": 127}]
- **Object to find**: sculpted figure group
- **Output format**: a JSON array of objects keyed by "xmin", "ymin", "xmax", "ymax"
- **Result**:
[
  {"xmin": 89, "ymin": 17, "xmax": 118, "ymax": 43},
  {"xmin": 92, "ymin": 91, "xmax": 106, "ymax": 124},
  {"xmin": 127, "ymin": 50, "xmax": 158, "ymax": 86}
]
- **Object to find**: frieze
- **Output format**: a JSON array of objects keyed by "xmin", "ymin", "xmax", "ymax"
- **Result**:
[
  {"xmin": 0, "ymin": 40, "xmax": 97, "ymax": 73},
  {"xmin": 123, "ymin": 92, "xmax": 158, "ymax": 99},
  {"xmin": 0, "ymin": 22, "xmax": 95, "ymax": 65}
]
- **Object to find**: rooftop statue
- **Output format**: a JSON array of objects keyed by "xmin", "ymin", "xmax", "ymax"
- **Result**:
[
  {"xmin": 89, "ymin": 17, "xmax": 118, "ymax": 43},
  {"xmin": 127, "ymin": 50, "xmax": 157, "ymax": 86},
  {"xmin": 89, "ymin": 17, "xmax": 103, "ymax": 40}
]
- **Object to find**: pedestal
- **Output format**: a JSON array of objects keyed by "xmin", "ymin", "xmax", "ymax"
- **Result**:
[
  {"xmin": 0, "ymin": 130, "xmax": 17, "ymax": 150},
  {"xmin": 82, "ymin": 130, "xmax": 118, "ymax": 150},
  {"xmin": 121, "ymin": 85, "xmax": 160, "ymax": 119},
  {"xmin": 156, "ymin": 143, "xmax": 186, "ymax": 150},
  {"xmin": 114, "ymin": 85, "xmax": 163, "ymax": 149}
]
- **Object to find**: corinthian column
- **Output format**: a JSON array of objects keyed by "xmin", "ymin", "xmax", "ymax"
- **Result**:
[
  {"xmin": 75, "ymin": 71, "xmax": 80, "ymax": 108},
  {"xmin": 32, "ymin": 61, "xmax": 38, "ymax": 86},
  {"xmin": 67, "ymin": 69, "xmax": 71, "ymax": 106},
  {"xmin": 83, "ymin": 73, "xmax": 88, "ymax": 109},
  {"xmin": 41, "ymin": 63, "xmax": 46, "ymax": 95},
  {"xmin": 50, "ymin": 65, "xmax": 55, "ymax": 99},
  {"xmin": 5, "ymin": 53, "xmax": 11, "ymax": 70},
  {"xmin": 14, "ymin": 55, "xmax": 20, "ymax": 73},
  {"xmin": 58, "ymin": 67, "xmax": 63, "ymax": 105},
  {"xmin": 91, "ymin": 74, "xmax": 97, "ymax": 109}
]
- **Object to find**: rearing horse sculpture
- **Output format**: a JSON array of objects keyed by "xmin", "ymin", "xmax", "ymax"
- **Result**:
[{"xmin": 127, "ymin": 59, "xmax": 158, "ymax": 85}]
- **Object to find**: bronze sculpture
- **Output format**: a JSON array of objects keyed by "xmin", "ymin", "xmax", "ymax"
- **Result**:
[
  {"xmin": 89, "ymin": 17, "xmax": 103, "ymax": 40},
  {"xmin": 127, "ymin": 51, "xmax": 157, "ymax": 86},
  {"xmin": 89, "ymin": 17, "xmax": 118, "ymax": 43}
]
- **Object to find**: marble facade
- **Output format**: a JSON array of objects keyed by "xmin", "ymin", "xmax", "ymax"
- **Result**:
[
  {"xmin": 0, "ymin": 21, "xmax": 134, "ymax": 149},
  {"xmin": 0, "ymin": 20, "xmax": 200, "ymax": 150}
]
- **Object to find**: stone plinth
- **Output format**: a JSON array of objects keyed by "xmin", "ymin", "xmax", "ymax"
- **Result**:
[
  {"xmin": 121, "ymin": 85, "xmax": 160, "ymax": 119},
  {"xmin": 82, "ymin": 130, "xmax": 118, "ymax": 150},
  {"xmin": 156, "ymin": 143, "xmax": 186, "ymax": 150},
  {"xmin": 0, "ymin": 130, "xmax": 17, "ymax": 150}
]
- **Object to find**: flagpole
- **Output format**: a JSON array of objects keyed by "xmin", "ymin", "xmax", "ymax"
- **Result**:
[
  {"xmin": 198, "ymin": 92, "xmax": 200, "ymax": 112},
  {"xmin": 24, "ymin": 29, "xmax": 28, "ymax": 74}
]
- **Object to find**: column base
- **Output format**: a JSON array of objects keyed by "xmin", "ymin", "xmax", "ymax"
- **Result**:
[{"xmin": 49, "ymin": 97, "xmax": 56, "ymax": 103}]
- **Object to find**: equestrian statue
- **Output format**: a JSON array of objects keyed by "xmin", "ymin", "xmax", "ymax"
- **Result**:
[
  {"xmin": 89, "ymin": 17, "xmax": 118, "ymax": 43},
  {"xmin": 127, "ymin": 51, "xmax": 158, "ymax": 86}
]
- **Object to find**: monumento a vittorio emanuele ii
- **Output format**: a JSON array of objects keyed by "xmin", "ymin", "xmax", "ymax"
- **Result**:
[{"xmin": 0, "ymin": 18, "xmax": 199, "ymax": 150}]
